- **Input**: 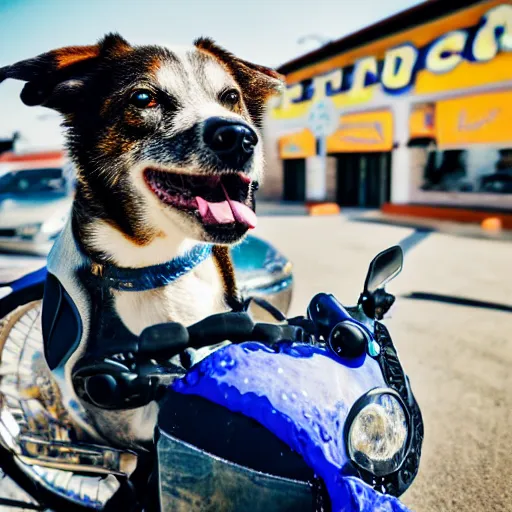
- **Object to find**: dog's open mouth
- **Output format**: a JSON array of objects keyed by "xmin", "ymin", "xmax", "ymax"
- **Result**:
[{"xmin": 143, "ymin": 169, "xmax": 257, "ymax": 229}]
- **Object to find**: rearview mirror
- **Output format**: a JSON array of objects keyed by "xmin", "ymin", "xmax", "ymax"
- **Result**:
[{"xmin": 364, "ymin": 246, "xmax": 403, "ymax": 294}]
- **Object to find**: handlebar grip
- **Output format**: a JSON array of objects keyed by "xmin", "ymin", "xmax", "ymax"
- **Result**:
[
  {"xmin": 251, "ymin": 323, "xmax": 283, "ymax": 343},
  {"xmin": 187, "ymin": 312, "xmax": 255, "ymax": 348},
  {"xmin": 139, "ymin": 322, "xmax": 190, "ymax": 357},
  {"xmin": 251, "ymin": 323, "xmax": 308, "ymax": 343}
]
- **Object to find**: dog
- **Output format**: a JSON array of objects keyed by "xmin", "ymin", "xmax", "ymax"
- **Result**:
[{"xmin": 0, "ymin": 34, "xmax": 283, "ymax": 447}]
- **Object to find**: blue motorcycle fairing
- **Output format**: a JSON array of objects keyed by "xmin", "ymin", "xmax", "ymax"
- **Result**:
[{"xmin": 172, "ymin": 341, "xmax": 411, "ymax": 512}]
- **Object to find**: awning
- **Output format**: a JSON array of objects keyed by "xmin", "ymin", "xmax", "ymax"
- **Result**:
[
  {"xmin": 437, "ymin": 90, "xmax": 512, "ymax": 147},
  {"xmin": 326, "ymin": 110, "xmax": 393, "ymax": 153},
  {"xmin": 278, "ymin": 129, "xmax": 316, "ymax": 159},
  {"xmin": 409, "ymin": 105, "xmax": 435, "ymax": 140}
]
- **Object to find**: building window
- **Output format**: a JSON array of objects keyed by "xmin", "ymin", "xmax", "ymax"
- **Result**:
[
  {"xmin": 484, "ymin": 150, "xmax": 512, "ymax": 194},
  {"xmin": 420, "ymin": 148, "xmax": 512, "ymax": 194}
]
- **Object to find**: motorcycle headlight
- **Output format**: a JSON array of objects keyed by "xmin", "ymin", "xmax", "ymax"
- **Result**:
[{"xmin": 345, "ymin": 389, "xmax": 410, "ymax": 477}]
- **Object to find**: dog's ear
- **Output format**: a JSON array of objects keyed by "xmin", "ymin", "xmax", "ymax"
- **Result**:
[
  {"xmin": 195, "ymin": 38, "xmax": 284, "ymax": 126},
  {"xmin": 0, "ymin": 33, "xmax": 131, "ymax": 113}
]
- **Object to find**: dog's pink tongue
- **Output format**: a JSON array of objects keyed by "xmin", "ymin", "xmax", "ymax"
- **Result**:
[
  {"xmin": 195, "ymin": 186, "xmax": 257, "ymax": 229},
  {"xmin": 228, "ymin": 199, "xmax": 257, "ymax": 229},
  {"xmin": 208, "ymin": 200, "xmax": 235, "ymax": 224},
  {"xmin": 221, "ymin": 182, "xmax": 257, "ymax": 229},
  {"xmin": 196, "ymin": 196, "xmax": 232, "ymax": 224}
]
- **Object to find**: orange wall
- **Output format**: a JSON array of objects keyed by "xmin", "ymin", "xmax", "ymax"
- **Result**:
[
  {"xmin": 327, "ymin": 110, "xmax": 394, "ymax": 152},
  {"xmin": 437, "ymin": 90, "xmax": 512, "ymax": 146},
  {"xmin": 279, "ymin": 129, "xmax": 316, "ymax": 158}
]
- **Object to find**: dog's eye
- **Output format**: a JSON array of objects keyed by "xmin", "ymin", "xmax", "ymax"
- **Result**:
[
  {"xmin": 130, "ymin": 89, "xmax": 158, "ymax": 109},
  {"xmin": 220, "ymin": 89, "xmax": 240, "ymax": 107}
]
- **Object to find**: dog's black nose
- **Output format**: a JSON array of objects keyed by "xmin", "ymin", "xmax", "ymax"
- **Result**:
[{"xmin": 203, "ymin": 118, "xmax": 258, "ymax": 168}]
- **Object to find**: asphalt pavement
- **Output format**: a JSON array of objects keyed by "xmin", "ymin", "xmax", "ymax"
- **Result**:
[
  {"xmin": 0, "ymin": 214, "xmax": 511, "ymax": 512},
  {"xmin": 253, "ymin": 215, "xmax": 512, "ymax": 512}
]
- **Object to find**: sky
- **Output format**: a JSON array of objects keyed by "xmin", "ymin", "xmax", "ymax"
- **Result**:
[{"xmin": 0, "ymin": 0, "xmax": 423, "ymax": 149}]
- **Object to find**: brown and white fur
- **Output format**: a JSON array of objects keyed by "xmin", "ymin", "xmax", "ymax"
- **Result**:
[{"xmin": 0, "ymin": 34, "xmax": 283, "ymax": 446}]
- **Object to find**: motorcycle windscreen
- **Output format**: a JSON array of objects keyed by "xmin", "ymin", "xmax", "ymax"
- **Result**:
[{"xmin": 171, "ymin": 341, "xmax": 412, "ymax": 512}]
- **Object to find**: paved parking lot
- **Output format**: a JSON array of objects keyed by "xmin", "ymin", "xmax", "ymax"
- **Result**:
[
  {"xmin": 253, "ymin": 215, "xmax": 512, "ymax": 512},
  {"xmin": 1, "ymin": 214, "xmax": 511, "ymax": 512}
]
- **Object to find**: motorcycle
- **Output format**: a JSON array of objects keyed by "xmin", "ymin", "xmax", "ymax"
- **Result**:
[{"xmin": 0, "ymin": 244, "xmax": 423, "ymax": 511}]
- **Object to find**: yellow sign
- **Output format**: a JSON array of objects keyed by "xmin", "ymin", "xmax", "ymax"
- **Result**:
[
  {"xmin": 271, "ymin": 2, "xmax": 512, "ymax": 120},
  {"xmin": 436, "ymin": 90, "xmax": 512, "ymax": 147},
  {"xmin": 278, "ymin": 129, "xmax": 316, "ymax": 159},
  {"xmin": 326, "ymin": 110, "xmax": 393, "ymax": 153}
]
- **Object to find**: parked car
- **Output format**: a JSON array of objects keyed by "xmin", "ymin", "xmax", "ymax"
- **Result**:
[
  {"xmin": 479, "ymin": 171, "xmax": 512, "ymax": 194},
  {"xmin": 0, "ymin": 151, "xmax": 71, "ymax": 255}
]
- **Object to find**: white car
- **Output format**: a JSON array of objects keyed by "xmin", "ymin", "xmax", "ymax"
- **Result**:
[{"xmin": 0, "ymin": 152, "xmax": 72, "ymax": 255}]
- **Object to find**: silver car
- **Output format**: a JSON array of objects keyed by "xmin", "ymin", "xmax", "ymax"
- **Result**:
[{"xmin": 0, "ymin": 167, "xmax": 72, "ymax": 255}]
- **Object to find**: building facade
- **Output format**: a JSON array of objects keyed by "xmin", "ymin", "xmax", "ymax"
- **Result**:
[{"xmin": 262, "ymin": 0, "xmax": 512, "ymax": 214}]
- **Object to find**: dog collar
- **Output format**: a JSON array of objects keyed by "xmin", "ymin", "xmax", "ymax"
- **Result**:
[{"xmin": 98, "ymin": 244, "xmax": 214, "ymax": 292}]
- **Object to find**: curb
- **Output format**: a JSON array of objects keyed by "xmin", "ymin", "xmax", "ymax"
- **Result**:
[
  {"xmin": 382, "ymin": 203, "xmax": 512, "ymax": 230},
  {"xmin": 306, "ymin": 202, "xmax": 341, "ymax": 216}
]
